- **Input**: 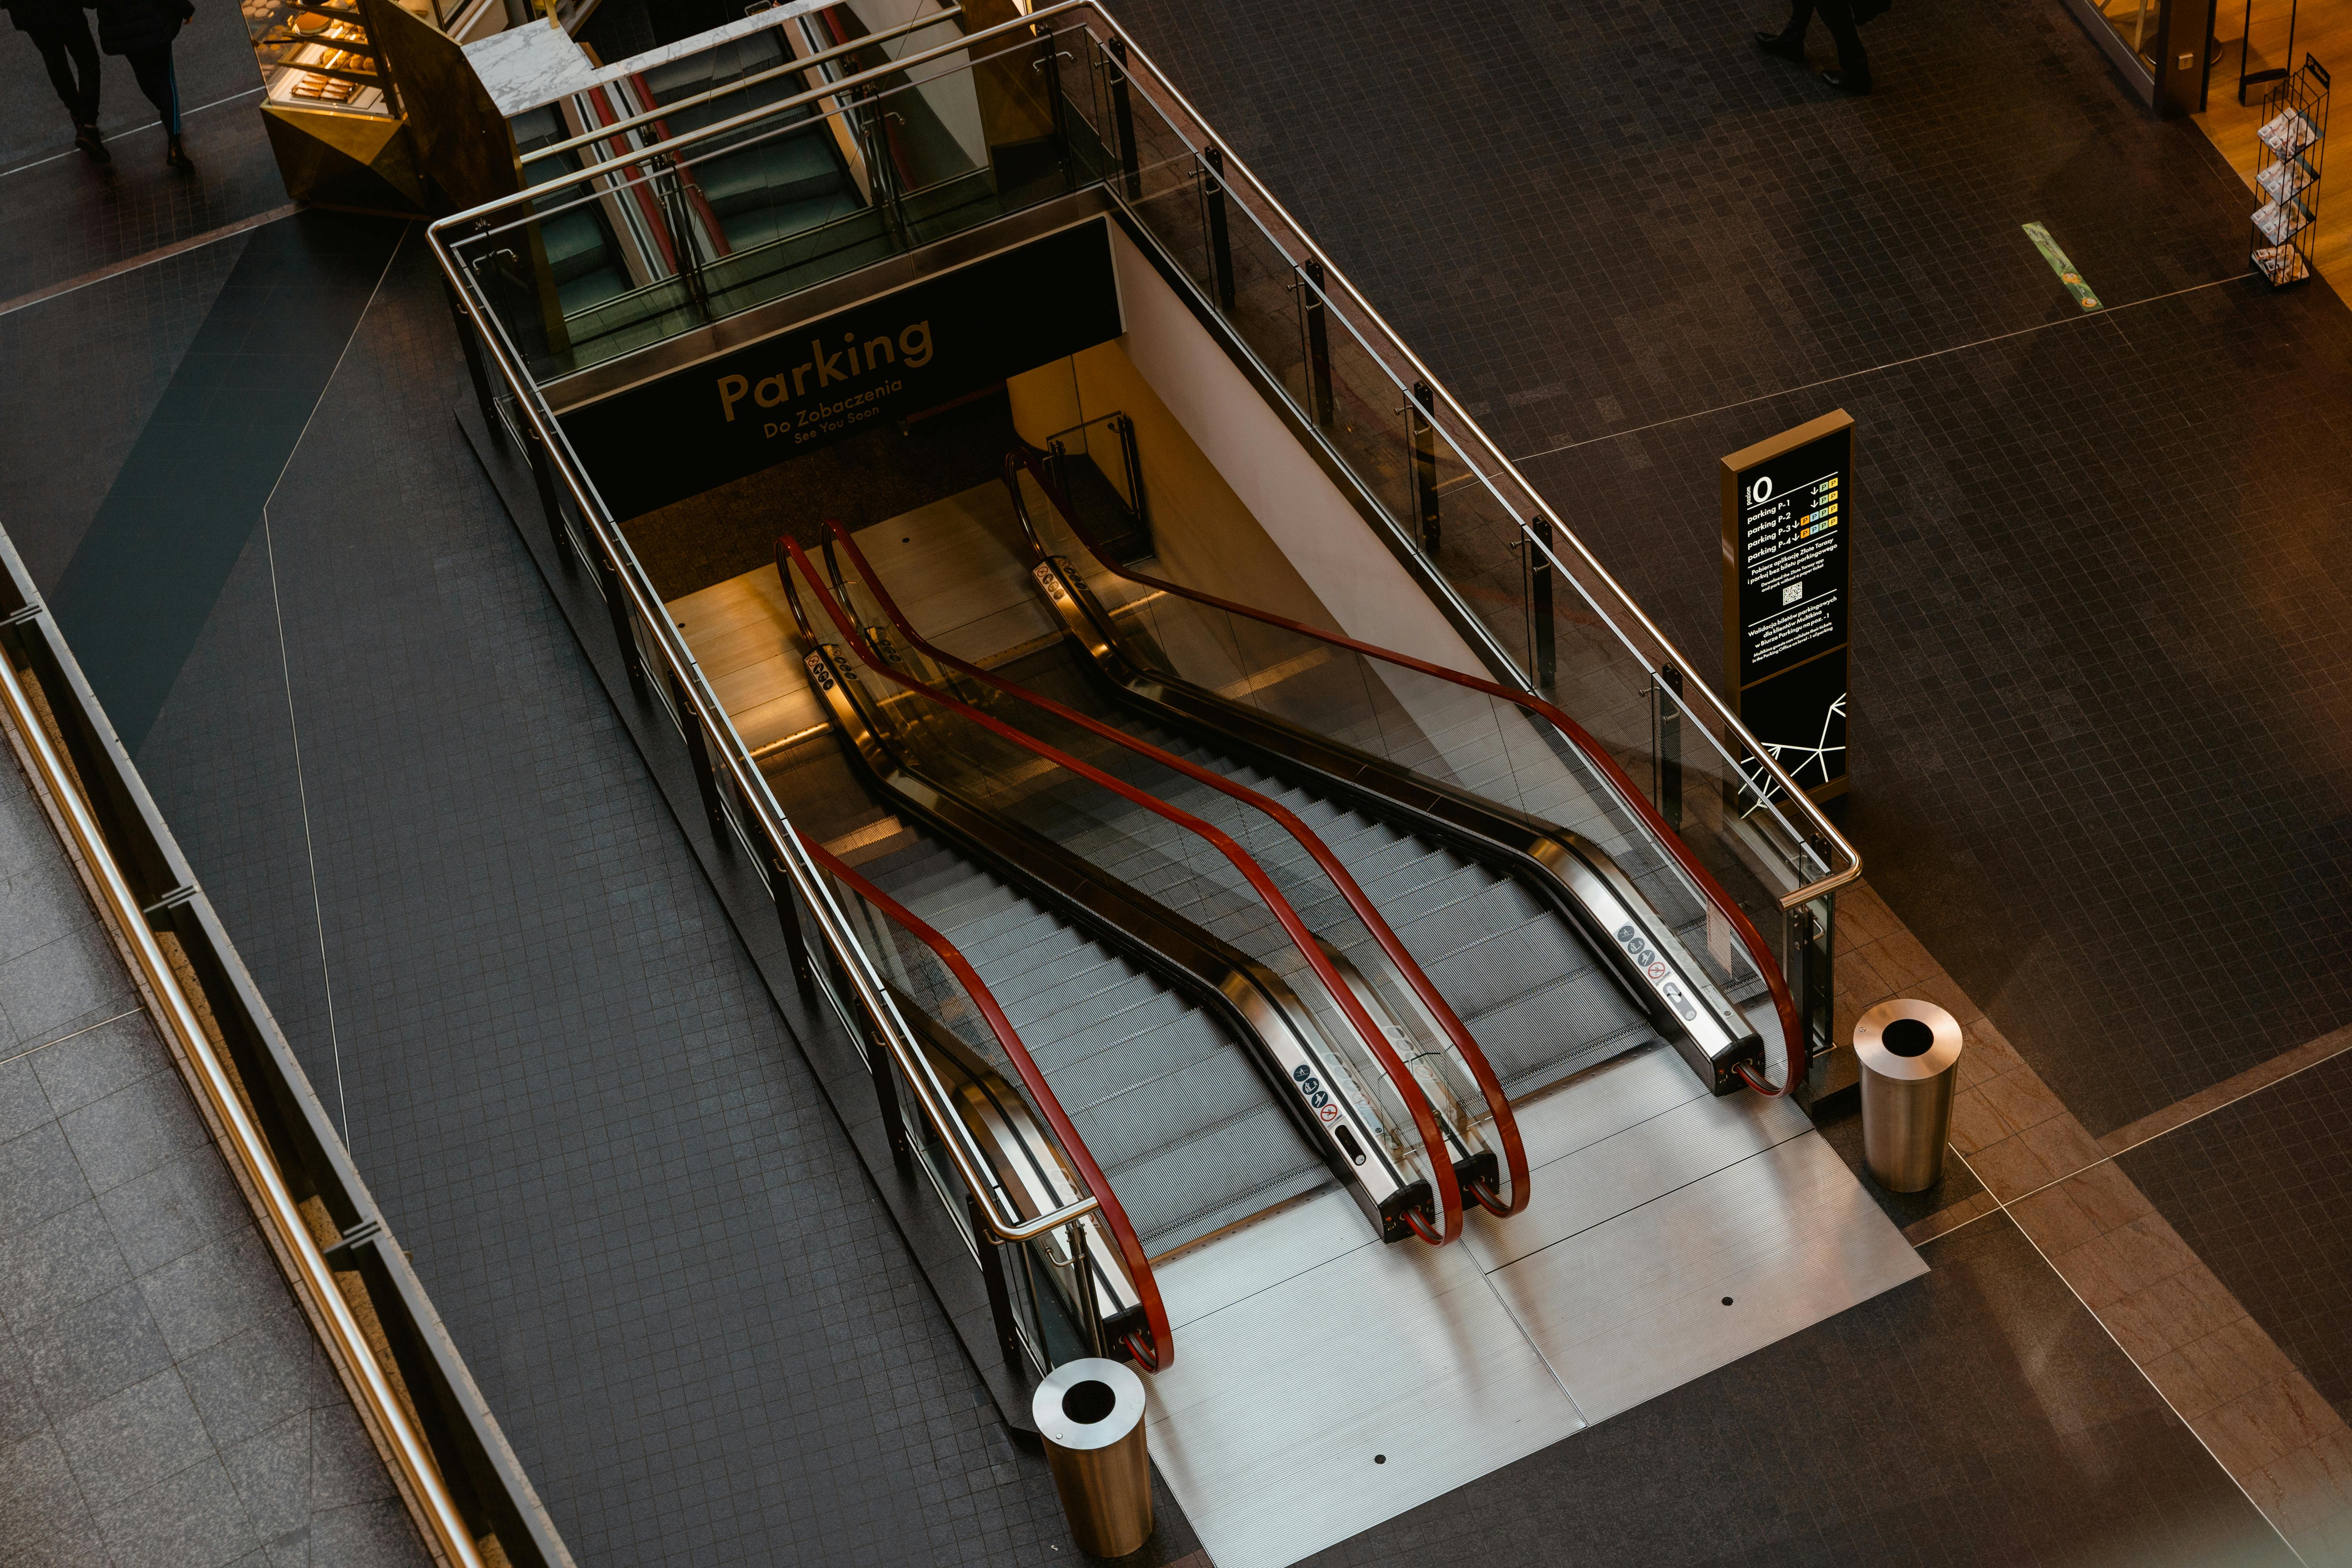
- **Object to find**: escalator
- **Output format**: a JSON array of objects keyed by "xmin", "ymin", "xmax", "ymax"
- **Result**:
[
  {"xmin": 777, "ymin": 543, "xmax": 1486, "ymax": 1253},
  {"xmin": 992, "ymin": 446, "xmax": 1781, "ymax": 1098}
]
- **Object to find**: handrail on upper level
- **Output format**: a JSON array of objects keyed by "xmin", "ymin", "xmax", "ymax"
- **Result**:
[
  {"xmin": 517, "ymin": 6, "xmax": 965, "ymax": 169},
  {"xmin": 795, "ymin": 829, "xmax": 1173, "ymax": 1370},
  {"xmin": 1004, "ymin": 447, "xmax": 1814, "ymax": 1097},
  {"xmin": 818, "ymin": 515, "xmax": 1528, "ymax": 1216},
  {"xmin": 777, "ymin": 535, "xmax": 1469, "ymax": 1242}
]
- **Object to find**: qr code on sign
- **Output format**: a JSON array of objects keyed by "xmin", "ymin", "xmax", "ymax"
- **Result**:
[{"xmin": 1782, "ymin": 581, "xmax": 1804, "ymax": 605}]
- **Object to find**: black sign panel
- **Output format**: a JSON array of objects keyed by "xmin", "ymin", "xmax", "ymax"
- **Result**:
[
  {"xmin": 559, "ymin": 220, "xmax": 1125, "ymax": 519},
  {"xmin": 1721, "ymin": 410, "xmax": 1852, "ymax": 803}
]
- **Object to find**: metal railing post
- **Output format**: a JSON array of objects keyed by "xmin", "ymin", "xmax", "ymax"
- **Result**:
[
  {"xmin": 1039, "ymin": 25, "xmax": 1073, "ymax": 192},
  {"xmin": 445, "ymin": 282, "xmax": 500, "ymax": 430},
  {"xmin": 773, "ymin": 858, "xmax": 817, "ymax": 1005},
  {"xmin": 1069, "ymin": 1219, "xmax": 1105, "ymax": 1362},
  {"xmin": 1301, "ymin": 259, "xmax": 1334, "ymax": 429},
  {"xmin": 1106, "ymin": 37, "xmax": 1140, "ymax": 200},
  {"xmin": 1654, "ymin": 662, "xmax": 1683, "ymax": 829},
  {"xmin": 1410, "ymin": 381, "xmax": 1439, "ymax": 554},
  {"xmin": 594, "ymin": 551, "xmax": 647, "ymax": 694},
  {"xmin": 1201, "ymin": 145, "xmax": 1235, "ymax": 315},
  {"xmin": 525, "ymin": 428, "xmax": 569, "ymax": 557},
  {"xmin": 1527, "ymin": 514, "xmax": 1555, "ymax": 690},
  {"xmin": 670, "ymin": 674, "xmax": 731, "ymax": 849},
  {"xmin": 972, "ymin": 1195, "xmax": 1027, "ymax": 1375}
]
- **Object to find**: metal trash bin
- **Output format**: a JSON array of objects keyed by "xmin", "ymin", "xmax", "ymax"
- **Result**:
[
  {"xmin": 1853, "ymin": 998, "xmax": 1964, "ymax": 1193},
  {"xmin": 1033, "ymin": 1357, "xmax": 1153, "ymax": 1557}
]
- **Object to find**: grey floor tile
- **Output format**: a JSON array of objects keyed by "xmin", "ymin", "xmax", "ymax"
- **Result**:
[
  {"xmin": 303, "ymin": 1401, "xmax": 392, "ymax": 1512},
  {"xmin": 91, "ymin": 1455, "xmax": 260, "ymax": 1568},
  {"xmin": 0, "ymin": 1123, "xmax": 97, "ymax": 1243},
  {"xmin": 0, "ymin": 933, "xmax": 133, "ymax": 1049},
  {"xmin": 0, "ymin": 1200, "xmax": 131, "ymax": 1332},
  {"xmin": 58, "ymin": 1070, "xmax": 211, "ymax": 1198},
  {"xmin": 0, "ymin": 1322, "xmax": 45, "ymax": 1446},
  {"xmin": 98, "ymin": 1147, "xmax": 251, "ymax": 1281},
  {"xmin": 54, "ymin": 1368, "xmax": 209, "ymax": 1512},
  {"xmin": 136, "ymin": 1230, "xmax": 294, "ymax": 1364},
  {"xmin": 217, "ymin": 1412, "xmax": 310, "ymax": 1547},
  {"xmin": 305, "ymin": 1497, "xmax": 431, "ymax": 1568},
  {"xmin": 181, "ymin": 1324, "xmax": 333, "ymax": 1453},
  {"xmin": 30, "ymin": 1016, "xmax": 166, "ymax": 1122},
  {"xmin": 0, "ymin": 1431, "xmax": 100, "ymax": 1561},
  {"xmin": 0, "ymin": 1054, "xmax": 52, "ymax": 1144},
  {"xmin": 0, "ymin": 861, "xmax": 93, "ymax": 968},
  {"xmin": 18, "ymin": 1280, "xmax": 173, "ymax": 1418}
]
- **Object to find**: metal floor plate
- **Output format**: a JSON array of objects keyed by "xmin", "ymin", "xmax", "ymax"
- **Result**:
[{"xmin": 1142, "ymin": 1046, "xmax": 1926, "ymax": 1568}]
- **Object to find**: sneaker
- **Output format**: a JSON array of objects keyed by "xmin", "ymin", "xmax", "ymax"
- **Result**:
[
  {"xmin": 166, "ymin": 134, "xmax": 192, "ymax": 171},
  {"xmin": 75, "ymin": 125, "xmax": 111, "ymax": 164},
  {"xmin": 1755, "ymin": 30, "xmax": 1806, "ymax": 62}
]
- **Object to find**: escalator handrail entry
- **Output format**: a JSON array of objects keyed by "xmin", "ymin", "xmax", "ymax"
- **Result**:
[
  {"xmin": 1003, "ymin": 445, "xmax": 1809, "ymax": 1097},
  {"xmin": 818, "ymin": 515, "xmax": 1528, "ymax": 1219},
  {"xmin": 797, "ymin": 830, "xmax": 1175, "ymax": 1371},
  {"xmin": 779, "ymin": 535, "xmax": 1467, "ymax": 1244}
]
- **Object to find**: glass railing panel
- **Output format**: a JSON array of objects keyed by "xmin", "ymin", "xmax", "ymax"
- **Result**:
[
  {"xmin": 1015, "ymin": 466, "xmax": 1766, "ymax": 1007},
  {"xmin": 785, "ymin": 548, "xmax": 1451, "ymax": 1189},
  {"xmin": 817, "ymin": 544, "xmax": 1503, "ymax": 1183}
]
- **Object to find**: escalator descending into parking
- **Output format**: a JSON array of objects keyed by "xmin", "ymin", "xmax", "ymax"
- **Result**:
[
  {"xmin": 995, "ymin": 446, "xmax": 1801, "ymax": 1100},
  {"xmin": 777, "ymin": 539, "xmax": 1496, "ymax": 1258}
]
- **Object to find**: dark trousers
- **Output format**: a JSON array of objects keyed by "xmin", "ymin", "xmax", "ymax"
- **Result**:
[
  {"xmin": 26, "ymin": 17, "xmax": 102, "ymax": 127},
  {"xmin": 1783, "ymin": 0, "xmax": 1868, "ymax": 79},
  {"xmin": 123, "ymin": 44, "xmax": 180, "ymax": 134}
]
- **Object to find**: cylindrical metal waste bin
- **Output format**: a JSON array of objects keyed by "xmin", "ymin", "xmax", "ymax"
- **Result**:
[
  {"xmin": 1033, "ymin": 1357, "xmax": 1152, "ymax": 1557},
  {"xmin": 1853, "ymin": 998, "xmax": 1964, "ymax": 1192}
]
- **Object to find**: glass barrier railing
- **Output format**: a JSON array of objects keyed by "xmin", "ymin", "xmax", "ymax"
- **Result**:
[
  {"xmin": 456, "ymin": 8, "xmax": 1112, "ymax": 380},
  {"xmin": 799, "ymin": 834, "xmax": 1169, "ymax": 1370},
  {"xmin": 811, "ymin": 520, "xmax": 1525, "ymax": 1214},
  {"xmin": 777, "ymin": 535, "xmax": 1472, "ymax": 1241}
]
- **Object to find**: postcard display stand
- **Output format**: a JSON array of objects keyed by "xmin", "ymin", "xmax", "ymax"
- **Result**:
[{"xmin": 2252, "ymin": 56, "xmax": 2330, "ymax": 289}]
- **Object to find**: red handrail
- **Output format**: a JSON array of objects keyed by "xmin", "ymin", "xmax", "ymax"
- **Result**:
[
  {"xmin": 819, "ymin": 517, "xmax": 1527, "ymax": 1217},
  {"xmin": 779, "ymin": 536, "xmax": 1467, "ymax": 1242},
  {"xmin": 796, "ymin": 830, "xmax": 1175, "ymax": 1370},
  {"xmin": 1004, "ymin": 446, "xmax": 1811, "ymax": 1096}
]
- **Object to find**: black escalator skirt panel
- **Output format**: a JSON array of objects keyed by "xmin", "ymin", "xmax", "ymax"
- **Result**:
[
  {"xmin": 1031, "ymin": 557, "xmax": 1768, "ymax": 1097},
  {"xmin": 800, "ymin": 646, "xmax": 1435, "ymax": 1243}
]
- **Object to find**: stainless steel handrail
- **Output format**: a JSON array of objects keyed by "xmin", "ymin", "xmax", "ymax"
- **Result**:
[
  {"xmin": 492, "ymin": 2, "xmax": 1085, "ymax": 196},
  {"xmin": 0, "ymin": 645, "xmax": 488, "ymax": 1568},
  {"xmin": 428, "ymin": 230, "xmax": 1093, "ymax": 1250},
  {"xmin": 518, "ymin": 5, "xmax": 965, "ymax": 167}
]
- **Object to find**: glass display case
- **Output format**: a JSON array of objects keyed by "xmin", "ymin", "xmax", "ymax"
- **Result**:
[{"xmin": 243, "ymin": 0, "xmax": 448, "ymax": 118}]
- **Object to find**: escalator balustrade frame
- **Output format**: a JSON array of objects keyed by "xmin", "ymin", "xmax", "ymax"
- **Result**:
[
  {"xmin": 815, "ymin": 517, "xmax": 1527, "ymax": 1218},
  {"xmin": 778, "ymin": 541, "xmax": 1462, "ymax": 1246},
  {"xmin": 795, "ymin": 831, "xmax": 1174, "ymax": 1370},
  {"xmin": 1004, "ymin": 446, "xmax": 1789, "ymax": 1098}
]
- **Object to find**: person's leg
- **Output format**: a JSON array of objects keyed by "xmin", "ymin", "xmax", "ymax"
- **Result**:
[
  {"xmin": 27, "ymin": 27, "xmax": 85, "ymax": 124},
  {"xmin": 127, "ymin": 44, "xmax": 192, "ymax": 164},
  {"xmin": 1759, "ymin": 0, "xmax": 1816, "ymax": 59},
  {"xmin": 60, "ymin": 14, "xmax": 102, "ymax": 127},
  {"xmin": 1817, "ymin": 0, "xmax": 1870, "ymax": 87}
]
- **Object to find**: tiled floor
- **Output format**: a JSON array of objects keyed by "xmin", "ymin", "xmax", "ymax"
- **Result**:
[
  {"xmin": 0, "ymin": 689, "xmax": 425, "ymax": 1568},
  {"xmin": 7, "ymin": 0, "xmax": 2352, "ymax": 1563},
  {"xmin": 1109, "ymin": 0, "xmax": 2352, "ymax": 1143}
]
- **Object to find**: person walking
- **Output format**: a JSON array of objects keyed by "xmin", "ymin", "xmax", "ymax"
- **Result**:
[
  {"xmin": 89, "ymin": 0, "xmax": 195, "ymax": 169},
  {"xmin": 5, "ymin": 0, "xmax": 109, "ymax": 162},
  {"xmin": 1756, "ymin": 0, "xmax": 1879, "ymax": 94}
]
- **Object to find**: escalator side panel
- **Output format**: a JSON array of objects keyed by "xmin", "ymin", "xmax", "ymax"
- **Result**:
[{"xmin": 804, "ymin": 645, "xmax": 1432, "ymax": 1240}]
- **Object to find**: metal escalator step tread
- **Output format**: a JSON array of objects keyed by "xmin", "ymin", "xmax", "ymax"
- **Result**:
[
  {"xmin": 1101, "ymin": 1114, "xmax": 1332, "ymax": 1257},
  {"xmin": 1424, "ymin": 917, "xmax": 1605, "ymax": 1010},
  {"xmin": 1027, "ymin": 990, "xmax": 1200, "ymax": 1075},
  {"xmin": 1492, "ymin": 1018, "xmax": 1662, "ymax": 1102},
  {"xmin": 985, "ymin": 945, "xmax": 1135, "ymax": 1013},
  {"xmin": 1004, "ymin": 966, "xmax": 1164, "ymax": 1034}
]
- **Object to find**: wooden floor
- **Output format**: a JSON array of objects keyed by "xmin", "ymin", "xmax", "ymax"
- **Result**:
[{"xmin": 2194, "ymin": 0, "xmax": 2352, "ymax": 292}]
